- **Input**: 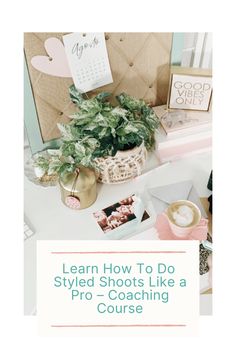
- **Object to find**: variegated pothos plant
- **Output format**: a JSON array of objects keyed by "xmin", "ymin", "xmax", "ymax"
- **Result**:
[{"xmin": 34, "ymin": 85, "xmax": 159, "ymax": 177}]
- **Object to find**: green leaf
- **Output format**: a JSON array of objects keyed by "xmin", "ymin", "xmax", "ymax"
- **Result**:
[
  {"xmin": 92, "ymin": 112, "xmax": 109, "ymax": 127},
  {"xmin": 57, "ymin": 123, "xmax": 74, "ymax": 141},
  {"xmin": 116, "ymin": 92, "xmax": 146, "ymax": 111},
  {"xmin": 95, "ymin": 92, "xmax": 111, "ymax": 101},
  {"xmin": 116, "ymin": 122, "xmax": 138, "ymax": 136},
  {"xmin": 47, "ymin": 157, "xmax": 63, "ymax": 175},
  {"xmin": 94, "ymin": 127, "xmax": 108, "ymax": 139},
  {"xmin": 141, "ymin": 106, "xmax": 159, "ymax": 130},
  {"xmin": 58, "ymin": 163, "xmax": 75, "ymax": 177},
  {"xmin": 79, "ymin": 98, "xmax": 102, "ymax": 114},
  {"xmin": 80, "ymin": 154, "xmax": 93, "ymax": 167},
  {"xmin": 111, "ymin": 107, "xmax": 127, "ymax": 119},
  {"xmin": 33, "ymin": 156, "xmax": 49, "ymax": 171},
  {"xmin": 123, "ymin": 122, "xmax": 139, "ymax": 134},
  {"xmin": 69, "ymin": 85, "xmax": 84, "ymax": 106},
  {"xmin": 58, "ymin": 123, "xmax": 83, "ymax": 141},
  {"xmin": 105, "ymin": 111, "xmax": 122, "ymax": 128},
  {"xmin": 70, "ymin": 111, "xmax": 95, "ymax": 119},
  {"xmin": 60, "ymin": 142, "xmax": 76, "ymax": 157},
  {"xmin": 74, "ymin": 141, "xmax": 86, "ymax": 157},
  {"xmin": 83, "ymin": 137, "xmax": 100, "ymax": 150}
]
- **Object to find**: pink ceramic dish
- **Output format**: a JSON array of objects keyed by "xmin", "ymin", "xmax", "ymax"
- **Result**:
[{"xmin": 156, "ymin": 213, "xmax": 208, "ymax": 241}]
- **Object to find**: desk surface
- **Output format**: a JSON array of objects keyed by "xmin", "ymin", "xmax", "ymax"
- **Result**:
[
  {"xmin": 24, "ymin": 150, "xmax": 212, "ymax": 315},
  {"xmin": 24, "ymin": 150, "xmax": 212, "ymax": 240}
]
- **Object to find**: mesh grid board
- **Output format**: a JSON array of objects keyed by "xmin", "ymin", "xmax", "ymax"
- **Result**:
[{"xmin": 24, "ymin": 32, "xmax": 173, "ymax": 142}]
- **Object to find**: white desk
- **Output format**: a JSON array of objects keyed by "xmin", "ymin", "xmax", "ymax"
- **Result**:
[{"xmin": 24, "ymin": 149, "xmax": 212, "ymax": 315}]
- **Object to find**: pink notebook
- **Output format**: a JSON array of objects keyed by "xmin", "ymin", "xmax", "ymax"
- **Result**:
[{"xmin": 157, "ymin": 137, "xmax": 212, "ymax": 162}]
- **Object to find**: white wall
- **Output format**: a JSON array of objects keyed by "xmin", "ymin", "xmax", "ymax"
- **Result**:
[{"xmin": 181, "ymin": 32, "xmax": 212, "ymax": 69}]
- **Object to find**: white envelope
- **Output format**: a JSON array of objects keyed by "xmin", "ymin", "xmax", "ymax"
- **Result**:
[{"xmin": 148, "ymin": 180, "xmax": 207, "ymax": 218}]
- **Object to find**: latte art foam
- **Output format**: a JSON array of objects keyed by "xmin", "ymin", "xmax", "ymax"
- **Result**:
[
  {"xmin": 172, "ymin": 205, "xmax": 194, "ymax": 227},
  {"xmin": 167, "ymin": 200, "xmax": 200, "ymax": 229}
]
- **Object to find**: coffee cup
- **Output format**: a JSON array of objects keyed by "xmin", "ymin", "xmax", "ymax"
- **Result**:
[{"xmin": 166, "ymin": 200, "xmax": 201, "ymax": 237}]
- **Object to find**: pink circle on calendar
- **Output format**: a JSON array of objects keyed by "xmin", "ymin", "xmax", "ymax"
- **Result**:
[{"xmin": 65, "ymin": 196, "xmax": 81, "ymax": 210}]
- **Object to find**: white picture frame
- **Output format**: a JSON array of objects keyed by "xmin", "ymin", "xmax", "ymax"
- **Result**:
[{"xmin": 167, "ymin": 66, "xmax": 212, "ymax": 111}]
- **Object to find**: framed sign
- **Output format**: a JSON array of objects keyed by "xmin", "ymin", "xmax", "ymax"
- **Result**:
[{"xmin": 167, "ymin": 66, "xmax": 212, "ymax": 111}]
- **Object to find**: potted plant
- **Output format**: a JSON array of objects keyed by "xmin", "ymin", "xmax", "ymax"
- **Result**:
[{"xmin": 34, "ymin": 85, "xmax": 159, "ymax": 184}]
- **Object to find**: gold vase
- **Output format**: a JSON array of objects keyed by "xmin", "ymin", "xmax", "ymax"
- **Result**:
[{"xmin": 59, "ymin": 166, "xmax": 97, "ymax": 210}]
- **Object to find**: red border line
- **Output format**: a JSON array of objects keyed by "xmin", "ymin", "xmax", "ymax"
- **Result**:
[
  {"xmin": 51, "ymin": 324, "xmax": 186, "ymax": 328},
  {"xmin": 51, "ymin": 251, "xmax": 186, "ymax": 254}
]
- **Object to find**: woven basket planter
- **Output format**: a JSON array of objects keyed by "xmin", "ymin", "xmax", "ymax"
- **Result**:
[{"xmin": 94, "ymin": 142, "xmax": 147, "ymax": 184}]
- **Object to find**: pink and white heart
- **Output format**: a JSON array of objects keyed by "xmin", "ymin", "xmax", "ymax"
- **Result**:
[{"xmin": 31, "ymin": 37, "xmax": 72, "ymax": 78}]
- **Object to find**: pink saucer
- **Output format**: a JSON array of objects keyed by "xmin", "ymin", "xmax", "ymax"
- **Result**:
[{"xmin": 156, "ymin": 213, "xmax": 208, "ymax": 241}]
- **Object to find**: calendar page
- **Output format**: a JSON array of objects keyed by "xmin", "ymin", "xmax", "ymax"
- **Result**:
[{"xmin": 63, "ymin": 32, "xmax": 113, "ymax": 93}]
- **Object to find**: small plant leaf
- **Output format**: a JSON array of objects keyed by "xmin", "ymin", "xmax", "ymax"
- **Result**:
[{"xmin": 69, "ymin": 84, "xmax": 84, "ymax": 107}]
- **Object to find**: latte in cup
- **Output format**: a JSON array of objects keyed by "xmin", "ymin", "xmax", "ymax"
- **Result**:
[{"xmin": 166, "ymin": 200, "xmax": 201, "ymax": 237}]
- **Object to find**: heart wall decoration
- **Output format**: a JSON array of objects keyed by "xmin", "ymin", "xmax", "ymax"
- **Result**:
[{"xmin": 31, "ymin": 37, "xmax": 72, "ymax": 78}]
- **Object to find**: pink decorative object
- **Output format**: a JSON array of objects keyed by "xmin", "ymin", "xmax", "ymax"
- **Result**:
[
  {"xmin": 31, "ymin": 38, "xmax": 72, "ymax": 77},
  {"xmin": 65, "ymin": 196, "xmax": 81, "ymax": 210},
  {"xmin": 156, "ymin": 213, "xmax": 208, "ymax": 241},
  {"xmin": 157, "ymin": 137, "xmax": 212, "ymax": 163}
]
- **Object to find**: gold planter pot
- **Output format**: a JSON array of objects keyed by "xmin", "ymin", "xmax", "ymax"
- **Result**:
[{"xmin": 59, "ymin": 166, "xmax": 97, "ymax": 210}]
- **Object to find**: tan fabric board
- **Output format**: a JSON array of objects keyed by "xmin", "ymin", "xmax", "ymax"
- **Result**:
[{"xmin": 24, "ymin": 32, "xmax": 173, "ymax": 142}]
